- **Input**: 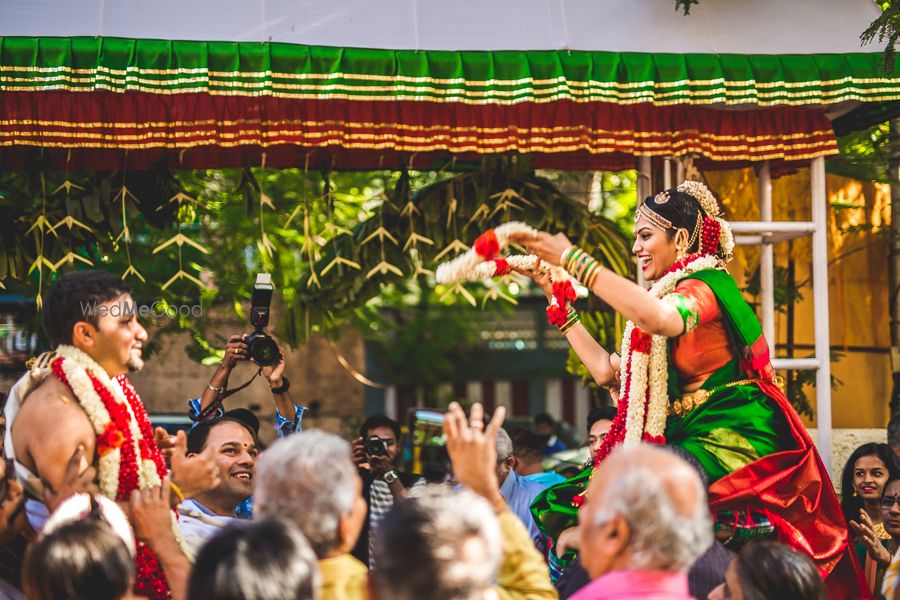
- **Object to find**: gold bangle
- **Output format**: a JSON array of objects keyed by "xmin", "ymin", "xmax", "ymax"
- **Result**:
[
  {"xmin": 585, "ymin": 261, "xmax": 603, "ymax": 288},
  {"xmin": 170, "ymin": 481, "xmax": 185, "ymax": 503},
  {"xmin": 564, "ymin": 248, "xmax": 585, "ymax": 274},
  {"xmin": 561, "ymin": 315, "xmax": 581, "ymax": 334},
  {"xmin": 581, "ymin": 261, "xmax": 599, "ymax": 285}
]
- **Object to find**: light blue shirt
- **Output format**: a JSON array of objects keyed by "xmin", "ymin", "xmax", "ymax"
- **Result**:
[
  {"xmin": 500, "ymin": 470, "xmax": 548, "ymax": 549},
  {"xmin": 525, "ymin": 470, "xmax": 567, "ymax": 487}
]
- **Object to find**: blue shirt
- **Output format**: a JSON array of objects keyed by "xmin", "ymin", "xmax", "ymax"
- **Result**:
[
  {"xmin": 500, "ymin": 470, "xmax": 548, "ymax": 549},
  {"xmin": 542, "ymin": 436, "xmax": 568, "ymax": 457},
  {"xmin": 525, "ymin": 470, "xmax": 567, "ymax": 487},
  {"xmin": 187, "ymin": 398, "xmax": 307, "ymax": 437}
]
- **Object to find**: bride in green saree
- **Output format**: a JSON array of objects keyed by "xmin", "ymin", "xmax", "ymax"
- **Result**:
[{"xmin": 510, "ymin": 181, "xmax": 864, "ymax": 598}]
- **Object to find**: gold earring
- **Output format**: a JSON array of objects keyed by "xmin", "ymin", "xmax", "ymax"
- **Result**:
[{"xmin": 675, "ymin": 238, "xmax": 688, "ymax": 261}]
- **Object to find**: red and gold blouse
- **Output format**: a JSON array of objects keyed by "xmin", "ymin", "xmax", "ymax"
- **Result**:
[{"xmin": 665, "ymin": 278, "xmax": 735, "ymax": 391}]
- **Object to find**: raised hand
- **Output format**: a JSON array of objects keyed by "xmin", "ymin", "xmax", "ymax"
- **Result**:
[
  {"xmin": 169, "ymin": 430, "xmax": 220, "ymax": 500},
  {"xmin": 262, "ymin": 353, "xmax": 286, "ymax": 388},
  {"xmin": 43, "ymin": 445, "xmax": 98, "ymax": 512},
  {"xmin": 223, "ymin": 334, "xmax": 250, "ymax": 368},
  {"xmin": 442, "ymin": 401, "xmax": 507, "ymax": 506},
  {"xmin": 508, "ymin": 231, "xmax": 573, "ymax": 268},
  {"xmin": 850, "ymin": 509, "xmax": 893, "ymax": 566},
  {"xmin": 510, "ymin": 258, "xmax": 553, "ymax": 299},
  {"xmin": 154, "ymin": 427, "xmax": 178, "ymax": 467}
]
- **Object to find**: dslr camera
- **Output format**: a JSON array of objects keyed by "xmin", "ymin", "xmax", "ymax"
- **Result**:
[
  {"xmin": 364, "ymin": 436, "xmax": 388, "ymax": 457},
  {"xmin": 245, "ymin": 273, "xmax": 281, "ymax": 366}
]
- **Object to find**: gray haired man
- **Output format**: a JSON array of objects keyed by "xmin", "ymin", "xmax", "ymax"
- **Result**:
[
  {"xmin": 494, "ymin": 427, "xmax": 548, "ymax": 550},
  {"xmin": 371, "ymin": 402, "xmax": 556, "ymax": 600},
  {"xmin": 254, "ymin": 430, "xmax": 368, "ymax": 599},
  {"xmin": 571, "ymin": 445, "xmax": 713, "ymax": 600}
]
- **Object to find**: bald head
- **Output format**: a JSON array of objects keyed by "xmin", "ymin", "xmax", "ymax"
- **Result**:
[{"xmin": 579, "ymin": 445, "xmax": 712, "ymax": 578}]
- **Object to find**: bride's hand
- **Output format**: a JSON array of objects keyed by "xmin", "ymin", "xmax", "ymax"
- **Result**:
[
  {"xmin": 508, "ymin": 231, "xmax": 573, "ymax": 267},
  {"xmin": 510, "ymin": 259, "xmax": 553, "ymax": 300}
]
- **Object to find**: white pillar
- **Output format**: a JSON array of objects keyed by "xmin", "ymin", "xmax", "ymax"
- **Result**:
[
  {"xmin": 466, "ymin": 381, "xmax": 483, "ymax": 405},
  {"xmin": 385, "ymin": 386, "xmax": 398, "ymax": 420},
  {"xmin": 638, "ymin": 156, "xmax": 652, "ymax": 201},
  {"xmin": 758, "ymin": 162, "xmax": 776, "ymax": 358},
  {"xmin": 575, "ymin": 384, "xmax": 590, "ymax": 442},
  {"xmin": 495, "ymin": 380, "xmax": 512, "ymax": 411},
  {"xmin": 811, "ymin": 156, "xmax": 833, "ymax": 475},
  {"xmin": 663, "ymin": 157, "xmax": 672, "ymax": 189},
  {"xmin": 545, "ymin": 379, "xmax": 562, "ymax": 420},
  {"xmin": 637, "ymin": 156, "xmax": 652, "ymax": 288}
]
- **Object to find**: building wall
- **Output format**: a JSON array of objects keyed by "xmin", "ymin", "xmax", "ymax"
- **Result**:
[
  {"xmin": 705, "ymin": 168, "xmax": 892, "ymax": 430},
  {"xmin": 130, "ymin": 324, "xmax": 366, "ymax": 444}
]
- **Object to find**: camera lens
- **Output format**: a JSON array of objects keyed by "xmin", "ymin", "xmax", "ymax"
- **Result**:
[{"xmin": 249, "ymin": 336, "xmax": 280, "ymax": 366}]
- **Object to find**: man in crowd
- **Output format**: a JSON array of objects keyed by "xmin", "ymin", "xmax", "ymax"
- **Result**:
[
  {"xmin": 533, "ymin": 413, "xmax": 569, "ymax": 456},
  {"xmin": 178, "ymin": 409, "xmax": 260, "ymax": 554},
  {"xmin": 571, "ymin": 445, "xmax": 713, "ymax": 600},
  {"xmin": 4, "ymin": 270, "xmax": 197, "ymax": 599},
  {"xmin": 512, "ymin": 429, "xmax": 566, "ymax": 487},
  {"xmin": 371, "ymin": 401, "xmax": 556, "ymax": 600},
  {"xmin": 586, "ymin": 406, "xmax": 617, "ymax": 462},
  {"xmin": 350, "ymin": 414, "xmax": 423, "ymax": 567},
  {"xmin": 255, "ymin": 429, "xmax": 368, "ymax": 599},
  {"xmin": 188, "ymin": 334, "xmax": 306, "ymax": 437},
  {"xmin": 494, "ymin": 427, "xmax": 548, "ymax": 550}
]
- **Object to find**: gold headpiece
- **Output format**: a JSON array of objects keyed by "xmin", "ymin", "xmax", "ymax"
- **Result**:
[{"xmin": 636, "ymin": 203, "xmax": 672, "ymax": 230}]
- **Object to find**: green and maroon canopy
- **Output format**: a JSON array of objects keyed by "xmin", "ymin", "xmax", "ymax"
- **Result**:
[{"xmin": 1, "ymin": 0, "xmax": 897, "ymax": 170}]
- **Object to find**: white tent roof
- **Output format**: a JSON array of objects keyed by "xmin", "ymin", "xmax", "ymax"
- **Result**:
[{"xmin": 0, "ymin": 0, "xmax": 883, "ymax": 54}]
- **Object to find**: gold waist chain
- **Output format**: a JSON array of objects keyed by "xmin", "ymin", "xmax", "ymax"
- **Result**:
[{"xmin": 668, "ymin": 377, "xmax": 777, "ymax": 418}]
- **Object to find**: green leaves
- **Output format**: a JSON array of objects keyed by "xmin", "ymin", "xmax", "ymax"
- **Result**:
[{"xmin": 861, "ymin": 1, "xmax": 900, "ymax": 73}]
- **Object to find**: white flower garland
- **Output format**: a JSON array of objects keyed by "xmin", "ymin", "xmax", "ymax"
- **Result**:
[
  {"xmin": 435, "ymin": 221, "xmax": 570, "ymax": 284},
  {"xmin": 619, "ymin": 254, "xmax": 722, "ymax": 446},
  {"xmin": 54, "ymin": 345, "xmax": 186, "ymax": 553},
  {"xmin": 56, "ymin": 346, "xmax": 121, "ymax": 498}
]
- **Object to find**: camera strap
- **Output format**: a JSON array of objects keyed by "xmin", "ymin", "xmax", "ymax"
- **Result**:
[{"xmin": 196, "ymin": 368, "xmax": 262, "ymax": 421}]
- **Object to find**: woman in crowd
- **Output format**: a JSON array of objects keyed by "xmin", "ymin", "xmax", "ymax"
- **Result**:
[
  {"xmin": 842, "ymin": 443, "xmax": 900, "ymax": 535},
  {"xmin": 516, "ymin": 180, "xmax": 863, "ymax": 595},
  {"xmin": 855, "ymin": 476, "xmax": 900, "ymax": 599},
  {"xmin": 707, "ymin": 540, "xmax": 826, "ymax": 600},
  {"xmin": 841, "ymin": 443, "xmax": 900, "ymax": 595}
]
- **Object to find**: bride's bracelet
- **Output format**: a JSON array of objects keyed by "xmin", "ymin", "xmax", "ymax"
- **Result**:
[
  {"xmin": 559, "ymin": 306, "xmax": 580, "ymax": 334},
  {"xmin": 561, "ymin": 247, "xmax": 603, "ymax": 289}
]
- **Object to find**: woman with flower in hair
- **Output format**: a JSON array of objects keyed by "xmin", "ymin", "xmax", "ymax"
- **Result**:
[{"xmin": 513, "ymin": 181, "xmax": 864, "ymax": 598}]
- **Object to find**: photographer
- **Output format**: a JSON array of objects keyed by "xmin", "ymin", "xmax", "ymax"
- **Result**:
[
  {"xmin": 187, "ymin": 274, "xmax": 305, "ymax": 438},
  {"xmin": 350, "ymin": 415, "xmax": 423, "ymax": 568},
  {"xmin": 188, "ymin": 334, "xmax": 306, "ymax": 437}
]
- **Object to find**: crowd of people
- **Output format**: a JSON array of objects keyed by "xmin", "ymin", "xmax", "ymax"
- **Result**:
[{"xmin": 0, "ymin": 180, "xmax": 897, "ymax": 599}]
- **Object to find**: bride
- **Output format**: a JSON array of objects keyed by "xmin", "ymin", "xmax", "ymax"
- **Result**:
[{"xmin": 512, "ymin": 180, "xmax": 864, "ymax": 597}]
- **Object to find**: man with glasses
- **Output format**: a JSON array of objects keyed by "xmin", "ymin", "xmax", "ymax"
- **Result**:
[{"xmin": 856, "ymin": 477, "xmax": 900, "ymax": 598}]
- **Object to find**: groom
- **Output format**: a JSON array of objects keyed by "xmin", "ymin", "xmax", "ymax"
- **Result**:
[{"xmin": 6, "ymin": 270, "xmax": 179, "ymax": 598}]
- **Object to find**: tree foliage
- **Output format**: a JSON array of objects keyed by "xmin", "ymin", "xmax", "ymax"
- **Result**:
[{"xmin": 0, "ymin": 156, "xmax": 634, "ymax": 391}]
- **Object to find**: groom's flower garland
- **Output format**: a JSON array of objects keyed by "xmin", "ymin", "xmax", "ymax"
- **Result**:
[{"xmin": 50, "ymin": 345, "xmax": 183, "ymax": 600}]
